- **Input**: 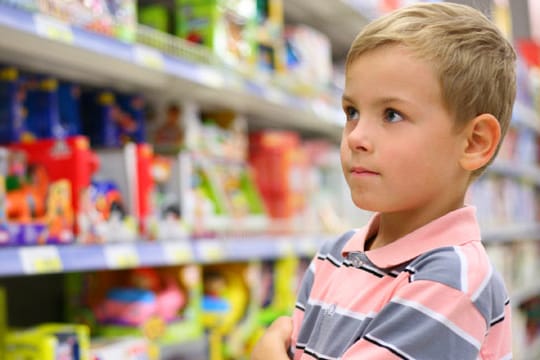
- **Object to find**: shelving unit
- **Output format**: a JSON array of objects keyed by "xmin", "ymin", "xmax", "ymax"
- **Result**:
[
  {"xmin": 0, "ymin": 235, "xmax": 327, "ymax": 277},
  {"xmin": 0, "ymin": 4, "xmax": 343, "ymax": 141}
]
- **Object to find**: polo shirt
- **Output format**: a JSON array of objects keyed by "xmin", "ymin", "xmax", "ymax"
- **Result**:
[{"xmin": 291, "ymin": 206, "xmax": 512, "ymax": 360}]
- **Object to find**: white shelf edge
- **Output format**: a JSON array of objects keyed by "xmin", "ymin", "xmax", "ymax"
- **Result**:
[{"xmin": 482, "ymin": 223, "xmax": 540, "ymax": 244}]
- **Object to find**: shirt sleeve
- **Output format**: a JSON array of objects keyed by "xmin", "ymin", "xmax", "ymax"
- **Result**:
[{"xmin": 291, "ymin": 256, "xmax": 316, "ymax": 356}]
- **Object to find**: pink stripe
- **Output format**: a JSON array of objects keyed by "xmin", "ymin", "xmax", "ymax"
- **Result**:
[
  {"xmin": 310, "ymin": 261, "xmax": 407, "ymax": 314},
  {"xmin": 397, "ymin": 280, "xmax": 486, "ymax": 341},
  {"xmin": 461, "ymin": 242, "xmax": 491, "ymax": 298},
  {"xmin": 479, "ymin": 304, "xmax": 512, "ymax": 358}
]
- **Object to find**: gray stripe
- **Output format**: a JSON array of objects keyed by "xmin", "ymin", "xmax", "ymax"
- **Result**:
[
  {"xmin": 366, "ymin": 302, "xmax": 479, "ymax": 359},
  {"xmin": 318, "ymin": 230, "xmax": 355, "ymax": 263},
  {"xmin": 297, "ymin": 263, "xmax": 315, "ymax": 306},
  {"xmin": 297, "ymin": 301, "xmax": 374, "ymax": 358},
  {"xmin": 473, "ymin": 269, "xmax": 508, "ymax": 328},
  {"xmin": 408, "ymin": 247, "xmax": 463, "ymax": 291}
]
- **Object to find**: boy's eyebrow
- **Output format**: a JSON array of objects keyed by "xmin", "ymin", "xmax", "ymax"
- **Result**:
[
  {"xmin": 341, "ymin": 95, "xmax": 412, "ymax": 106},
  {"xmin": 342, "ymin": 94, "xmax": 355, "ymax": 103}
]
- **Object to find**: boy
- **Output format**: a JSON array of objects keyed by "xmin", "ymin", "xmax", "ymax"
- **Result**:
[{"xmin": 251, "ymin": 2, "xmax": 515, "ymax": 359}]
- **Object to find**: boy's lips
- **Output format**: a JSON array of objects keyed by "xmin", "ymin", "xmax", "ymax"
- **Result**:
[{"xmin": 350, "ymin": 166, "xmax": 379, "ymax": 175}]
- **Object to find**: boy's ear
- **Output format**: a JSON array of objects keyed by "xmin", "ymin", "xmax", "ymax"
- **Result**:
[{"xmin": 459, "ymin": 113, "xmax": 501, "ymax": 171}]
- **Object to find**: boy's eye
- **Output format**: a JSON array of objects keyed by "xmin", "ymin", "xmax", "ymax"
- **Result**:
[
  {"xmin": 385, "ymin": 109, "xmax": 404, "ymax": 123},
  {"xmin": 344, "ymin": 106, "xmax": 359, "ymax": 121}
]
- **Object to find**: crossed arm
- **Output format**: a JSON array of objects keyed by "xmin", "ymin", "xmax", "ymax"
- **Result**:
[{"xmin": 250, "ymin": 316, "xmax": 293, "ymax": 360}]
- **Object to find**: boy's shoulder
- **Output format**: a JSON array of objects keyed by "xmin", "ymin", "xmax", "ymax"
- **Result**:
[{"xmin": 317, "ymin": 230, "xmax": 356, "ymax": 260}]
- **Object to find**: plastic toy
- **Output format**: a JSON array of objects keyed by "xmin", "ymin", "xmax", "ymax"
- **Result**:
[
  {"xmin": 202, "ymin": 264, "xmax": 250, "ymax": 360},
  {"xmin": 66, "ymin": 266, "xmax": 204, "ymax": 356}
]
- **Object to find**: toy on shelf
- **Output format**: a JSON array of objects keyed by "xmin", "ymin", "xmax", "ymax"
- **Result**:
[
  {"xmin": 142, "ymin": 152, "xmax": 189, "ymax": 240},
  {"xmin": 0, "ymin": 148, "xmax": 75, "ymax": 245},
  {"xmin": 284, "ymin": 24, "xmax": 332, "ymax": 94},
  {"xmin": 8, "ymin": 136, "xmax": 104, "ymax": 240},
  {"xmin": 152, "ymin": 103, "xmax": 185, "ymax": 155},
  {"xmin": 5, "ymin": 323, "xmax": 90, "ymax": 360},
  {"xmin": 138, "ymin": 0, "xmax": 176, "ymax": 34},
  {"xmin": 24, "ymin": 75, "xmax": 64, "ymax": 140},
  {"xmin": 65, "ymin": 265, "xmax": 204, "ymax": 357},
  {"xmin": 90, "ymin": 337, "xmax": 150, "ymax": 360},
  {"xmin": 176, "ymin": 0, "xmax": 257, "ymax": 70},
  {"xmin": 0, "ymin": 66, "xmax": 29, "ymax": 144},
  {"xmin": 81, "ymin": 90, "xmax": 146, "ymax": 148},
  {"xmin": 89, "ymin": 144, "xmax": 140, "ymax": 242},
  {"xmin": 248, "ymin": 130, "xmax": 308, "ymax": 233},
  {"xmin": 254, "ymin": 0, "xmax": 285, "ymax": 76},
  {"xmin": 94, "ymin": 268, "xmax": 186, "ymax": 326},
  {"xmin": 202, "ymin": 263, "xmax": 251, "ymax": 360}
]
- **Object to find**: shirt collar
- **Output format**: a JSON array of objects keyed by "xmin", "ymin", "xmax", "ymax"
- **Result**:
[{"xmin": 342, "ymin": 205, "xmax": 481, "ymax": 269}]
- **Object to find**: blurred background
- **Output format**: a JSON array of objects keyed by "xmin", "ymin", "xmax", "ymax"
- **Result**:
[{"xmin": 0, "ymin": 0, "xmax": 538, "ymax": 359}]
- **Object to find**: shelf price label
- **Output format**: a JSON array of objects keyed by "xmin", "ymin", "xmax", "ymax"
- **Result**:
[
  {"xmin": 163, "ymin": 241, "xmax": 194, "ymax": 264},
  {"xmin": 197, "ymin": 67, "xmax": 225, "ymax": 88},
  {"xmin": 133, "ymin": 45, "xmax": 165, "ymax": 71},
  {"xmin": 34, "ymin": 14, "xmax": 74, "ymax": 44},
  {"xmin": 19, "ymin": 246, "xmax": 63, "ymax": 274},
  {"xmin": 198, "ymin": 240, "xmax": 225, "ymax": 263},
  {"xmin": 104, "ymin": 244, "xmax": 139, "ymax": 269}
]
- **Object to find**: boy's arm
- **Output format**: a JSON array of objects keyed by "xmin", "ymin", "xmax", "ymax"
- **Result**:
[{"xmin": 250, "ymin": 316, "xmax": 293, "ymax": 360}]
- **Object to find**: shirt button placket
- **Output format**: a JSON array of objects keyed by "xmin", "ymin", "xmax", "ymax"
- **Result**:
[{"xmin": 350, "ymin": 253, "xmax": 363, "ymax": 268}]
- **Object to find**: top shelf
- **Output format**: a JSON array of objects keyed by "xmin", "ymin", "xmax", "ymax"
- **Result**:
[
  {"xmin": 0, "ymin": 4, "xmax": 343, "ymax": 141},
  {"xmin": 284, "ymin": 0, "xmax": 369, "ymax": 60}
]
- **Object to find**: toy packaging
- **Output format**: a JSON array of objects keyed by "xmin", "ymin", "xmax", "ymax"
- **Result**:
[
  {"xmin": 9, "ymin": 136, "xmax": 98, "ymax": 240},
  {"xmin": 176, "ymin": 0, "xmax": 258, "ymax": 70},
  {"xmin": 248, "ymin": 130, "xmax": 308, "ymax": 232},
  {"xmin": 90, "ymin": 337, "xmax": 150, "ymax": 360},
  {"xmin": 140, "ymin": 149, "xmax": 190, "ymax": 240},
  {"xmin": 89, "ymin": 144, "xmax": 139, "ymax": 242},
  {"xmin": 0, "ymin": 66, "xmax": 28, "ymax": 144},
  {"xmin": 81, "ymin": 90, "xmax": 146, "ymax": 148},
  {"xmin": 254, "ymin": 0, "xmax": 285, "ymax": 75},
  {"xmin": 284, "ymin": 24, "xmax": 332, "ymax": 93},
  {"xmin": 5, "ymin": 323, "xmax": 90, "ymax": 360},
  {"xmin": 0, "ymin": 147, "xmax": 75, "ymax": 246}
]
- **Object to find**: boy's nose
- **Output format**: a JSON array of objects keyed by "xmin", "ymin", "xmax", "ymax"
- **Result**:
[{"xmin": 346, "ymin": 120, "xmax": 374, "ymax": 152}]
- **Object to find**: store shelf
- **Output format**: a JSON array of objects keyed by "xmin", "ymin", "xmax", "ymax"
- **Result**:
[
  {"xmin": 513, "ymin": 101, "xmax": 540, "ymax": 133},
  {"xmin": 0, "ymin": 4, "xmax": 342, "ymax": 140},
  {"xmin": 512, "ymin": 282, "xmax": 540, "ymax": 308},
  {"xmin": 488, "ymin": 160, "xmax": 540, "ymax": 185},
  {"xmin": 0, "ymin": 235, "xmax": 329, "ymax": 277},
  {"xmin": 482, "ymin": 223, "xmax": 540, "ymax": 244},
  {"xmin": 284, "ymin": 0, "xmax": 369, "ymax": 59}
]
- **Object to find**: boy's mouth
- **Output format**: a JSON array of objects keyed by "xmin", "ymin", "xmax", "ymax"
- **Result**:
[{"xmin": 350, "ymin": 166, "xmax": 379, "ymax": 175}]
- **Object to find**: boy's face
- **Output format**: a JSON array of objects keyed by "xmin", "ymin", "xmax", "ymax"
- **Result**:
[{"xmin": 341, "ymin": 44, "xmax": 467, "ymax": 214}]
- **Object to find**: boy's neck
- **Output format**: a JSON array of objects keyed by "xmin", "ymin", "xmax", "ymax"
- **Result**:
[{"xmin": 367, "ymin": 196, "xmax": 466, "ymax": 251}]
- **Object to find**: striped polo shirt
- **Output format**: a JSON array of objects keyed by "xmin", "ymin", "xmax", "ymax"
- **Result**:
[{"xmin": 291, "ymin": 206, "xmax": 512, "ymax": 360}]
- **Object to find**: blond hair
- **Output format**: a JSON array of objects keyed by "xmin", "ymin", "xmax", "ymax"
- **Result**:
[{"xmin": 346, "ymin": 3, "xmax": 516, "ymax": 177}]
